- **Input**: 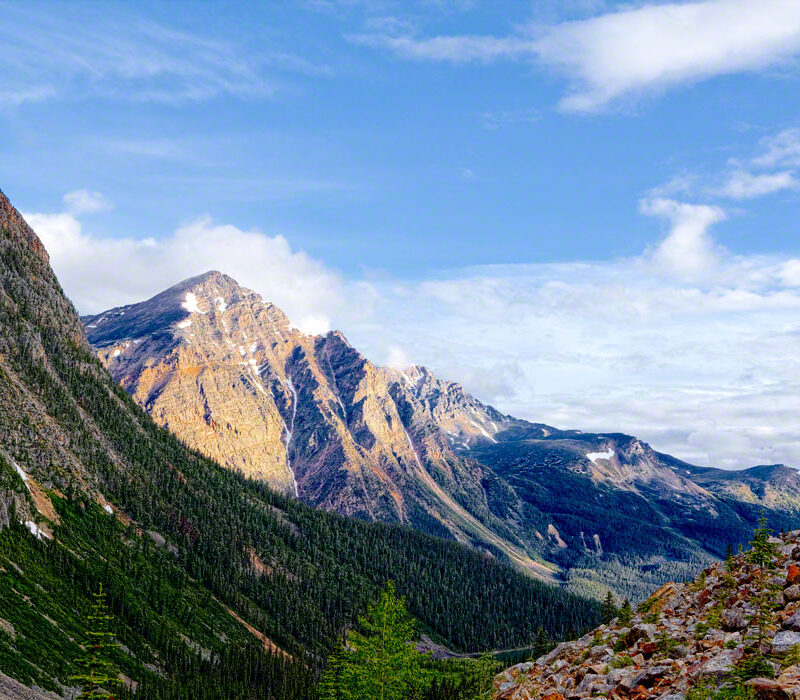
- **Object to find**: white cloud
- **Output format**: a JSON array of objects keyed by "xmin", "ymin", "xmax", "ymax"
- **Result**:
[
  {"xmin": 353, "ymin": 0, "xmax": 800, "ymax": 112},
  {"xmin": 713, "ymin": 170, "xmax": 800, "ymax": 199},
  {"xmin": 640, "ymin": 198, "xmax": 726, "ymax": 281},
  {"xmin": 535, "ymin": 0, "xmax": 800, "ymax": 112},
  {"xmin": 23, "ymin": 191, "xmax": 800, "ymax": 469},
  {"xmin": 753, "ymin": 128, "xmax": 800, "ymax": 168},
  {"xmin": 23, "ymin": 207, "xmax": 352, "ymax": 335},
  {"xmin": 63, "ymin": 189, "xmax": 113, "ymax": 215}
]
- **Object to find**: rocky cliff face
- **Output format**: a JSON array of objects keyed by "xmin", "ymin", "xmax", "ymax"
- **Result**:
[
  {"xmin": 494, "ymin": 528, "xmax": 800, "ymax": 700},
  {"xmin": 84, "ymin": 272, "xmax": 554, "ymax": 577}
]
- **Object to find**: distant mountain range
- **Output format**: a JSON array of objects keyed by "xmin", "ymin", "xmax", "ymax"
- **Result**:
[{"xmin": 84, "ymin": 271, "xmax": 800, "ymax": 599}]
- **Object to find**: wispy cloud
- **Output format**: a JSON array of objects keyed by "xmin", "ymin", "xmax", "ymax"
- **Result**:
[
  {"xmin": 0, "ymin": 4, "xmax": 328, "ymax": 106},
  {"xmin": 479, "ymin": 107, "xmax": 539, "ymax": 130},
  {"xmin": 753, "ymin": 128, "xmax": 800, "ymax": 168},
  {"xmin": 351, "ymin": 0, "xmax": 800, "ymax": 112},
  {"xmin": 713, "ymin": 170, "xmax": 800, "ymax": 199},
  {"xmin": 63, "ymin": 190, "xmax": 113, "ymax": 215},
  {"xmin": 649, "ymin": 126, "xmax": 800, "ymax": 201}
]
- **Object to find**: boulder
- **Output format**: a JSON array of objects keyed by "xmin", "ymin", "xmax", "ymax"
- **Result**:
[
  {"xmin": 699, "ymin": 649, "xmax": 742, "ymax": 677},
  {"xmin": 772, "ymin": 630, "xmax": 800, "ymax": 655},
  {"xmin": 629, "ymin": 624, "xmax": 658, "ymax": 644},
  {"xmin": 542, "ymin": 693, "xmax": 565, "ymax": 700},
  {"xmin": 783, "ymin": 612, "xmax": 800, "ymax": 631},
  {"xmin": 746, "ymin": 678, "xmax": 791, "ymax": 700},
  {"xmin": 722, "ymin": 608, "xmax": 748, "ymax": 631},
  {"xmin": 618, "ymin": 670, "xmax": 649, "ymax": 692},
  {"xmin": 784, "ymin": 586, "xmax": 800, "ymax": 604}
]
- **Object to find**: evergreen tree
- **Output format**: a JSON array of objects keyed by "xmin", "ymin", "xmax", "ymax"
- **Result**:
[
  {"xmin": 318, "ymin": 648, "xmax": 344, "ymax": 700},
  {"xmin": 739, "ymin": 514, "xmax": 781, "ymax": 680},
  {"xmin": 618, "ymin": 599, "xmax": 632, "ymax": 626},
  {"xmin": 71, "ymin": 583, "xmax": 122, "ymax": 699},
  {"xmin": 747, "ymin": 512, "xmax": 778, "ymax": 568},
  {"xmin": 470, "ymin": 653, "xmax": 502, "ymax": 700},
  {"xmin": 601, "ymin": 591, "xmax": 617, "ymax": 622},
  {"xmin": 326, "ymin": 581, "xmax": 429, "ymax": 700},
  {"xmin": 532, "ymin": 627, "xmax": 549, "ymax": 659}
]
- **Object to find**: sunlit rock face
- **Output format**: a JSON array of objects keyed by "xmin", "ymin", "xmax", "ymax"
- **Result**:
[{"xmin": 84, "ymin": 272, "xmax": 553, "ymax": 577}]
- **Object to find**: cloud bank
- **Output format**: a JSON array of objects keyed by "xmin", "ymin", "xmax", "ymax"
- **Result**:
[
  {"xmin": 23, "ymin": 207, "xmax": 347, "ymax": 336},
  {"xmin": 23, "ymin": 177, "xmax": 800, "ymax": 470},
  {"xmin": 352, "ymin": 0, "xmax": 800, "ymax": 111}
]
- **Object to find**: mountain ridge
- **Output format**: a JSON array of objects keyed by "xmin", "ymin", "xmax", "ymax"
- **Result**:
[{"xmin": 84, "ymin": 270, "xmax": 800, "ymax": 598}]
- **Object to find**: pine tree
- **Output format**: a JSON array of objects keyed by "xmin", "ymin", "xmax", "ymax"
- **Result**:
[
  {"xmin": 326, "ymin": 581, "xmax": 429, "ymax": 700},
  {"xmin": 532, "ymin": 627, "xmax": 549, "ymax": 659},
  {"xmin": 739, "ymin": 514, "xmax": 781, "ymax": 680},
  {"xmin": 747, "ymin": 512, "xmax": 778, "ymax": 568},
  {"xmin": 618, "ymin": 599, "xmax": 632, "ymax": 626},
  {"xmin": 601, "ymin": 591, "xmax": 617, "ymax": 622},
  {"xmin": 71, "ymin": 583, "xmax": 122, "ymax": 700},
  {"xmin": 318, "ymin": 648, "xmax": 344, "ymax": 700}
]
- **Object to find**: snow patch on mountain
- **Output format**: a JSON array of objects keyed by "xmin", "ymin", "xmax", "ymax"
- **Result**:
[
  {"xmin": 181, "ymin": 292, "xmax": 205, "ymax": 314},
  {"xmin": 586, "ymin": 448, "xmax": 615, "ymax": 464}
]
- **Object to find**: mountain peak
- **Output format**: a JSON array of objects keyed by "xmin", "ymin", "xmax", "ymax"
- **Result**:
[{"xmin": 0, "ymin": 188, "xmax": 50, "ymax": 264}]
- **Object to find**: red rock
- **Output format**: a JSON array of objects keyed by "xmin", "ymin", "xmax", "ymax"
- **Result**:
[
  {"xmin": 697, "ymin": 589, "xmax": 712, "ymax": 605},
  {"xmin": 787, "ymin": 565, "xmax": 800, "ymax": 587},
  {"xmin": 542, "ymin": 693, "xmax": 564, "ymax": 700},
  {"xmin": 745, "ymin": 678, "xmax": 791, "ymax": 700},
  {"xmin": 630, "ymin": 684, "xmax": 651, "ymax": 700},
  {"xmin": 640, "ymin": 642, "xmax": 657, "ymax": 657}
]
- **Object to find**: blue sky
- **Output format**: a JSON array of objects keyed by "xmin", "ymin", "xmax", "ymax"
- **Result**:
[{"xmin": 4, "ymin": 0, "xmax": 800, "ymax": 468}]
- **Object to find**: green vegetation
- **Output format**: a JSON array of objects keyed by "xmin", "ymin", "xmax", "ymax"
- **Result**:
[
  {"xmin": 319, "ymin": 582, "xmax": 428, "ymax": 700},
  {"xmin": 601, "ymin": 590, "xmax": 617, "ymax": 622},
  {"xmin": 0, "ymin": 222, "xmax": 602, "ymax": 696},
  {"xmin": 687, "ymin": 677, "xmax": 755, "ymax": 700},
  {"xmin": 617, "ymin": 598, "xmax": 632, "ymax": 626},
  {"xmin": 72, "ymin": 584, "xmax": 121, "ymax": 699}
]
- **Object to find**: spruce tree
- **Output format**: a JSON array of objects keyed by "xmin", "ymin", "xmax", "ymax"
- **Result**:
[
  {"xmin": 747, "ymin": 512, "xmax": 778, "ymax": 568},
  {"xmin": 601, "ymin": 591, "xmax": 617, "ymax": 622},
  {"xmin": 72, "ymin": 583, "xmax": 122, "ymax": 699},
  {"xmin": 532, "ymin": 627, "xmax": 549, "ymax": 659},
  {"xmin": 325, "ymin": 581, "xmax": 428, "ymax": 700},
  {"xmin": 618, "ymin": 599, "xmax": 632, "ymax": 626},
  {"xmin": 740, "ymin": 513, "xmax": 781, "ymax": 680}
]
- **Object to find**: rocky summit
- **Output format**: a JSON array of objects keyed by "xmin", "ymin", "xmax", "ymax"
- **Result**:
[
  {"xmin": 83, "ymin": 271, "xmax": 554, "ymax": 578},
  {"xmin": 494, "ymin": 528, "xmax": 800, "ymax": 700}
]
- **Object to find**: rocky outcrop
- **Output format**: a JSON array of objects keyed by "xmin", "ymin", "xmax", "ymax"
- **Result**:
[{"xmin": 494, "ymin": 530, "xmax": 800, "ymax": 700}]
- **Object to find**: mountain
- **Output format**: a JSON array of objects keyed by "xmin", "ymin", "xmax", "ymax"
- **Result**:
[
  {"xmin": 83, "ymin": 271, "xmax": 555, "ymax": 579},
  {"xmin": 0, "ymin": 188, "xmax": 601, "ymax": 697},
  {"xmin": 84, "ymin": 273, "xmax": 800, "ymax": 600},
  {"xmin": 494, "ymin": 527, "xmax": 800, "ymax": 700}
]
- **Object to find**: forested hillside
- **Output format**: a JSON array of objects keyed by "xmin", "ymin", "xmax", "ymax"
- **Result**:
[{"xmin": 0, "ymin": 188, "xmax": 601, "ymax": 697}]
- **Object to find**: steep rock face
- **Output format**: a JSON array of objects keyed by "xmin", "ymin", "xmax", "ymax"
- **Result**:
[{"xmin": 84, "ymin": 273, "xmax": 554, "ymax": 577}]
